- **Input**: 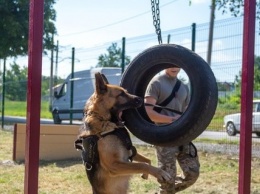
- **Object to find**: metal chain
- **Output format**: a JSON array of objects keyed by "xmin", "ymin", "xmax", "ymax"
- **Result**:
[{"xmin": 151, "ymin": 0, "xmax": 162, "ymax": 44}]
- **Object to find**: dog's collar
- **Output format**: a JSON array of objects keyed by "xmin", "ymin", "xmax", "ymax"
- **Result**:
[{"xmin": 99, "ymin": 128, "xmax": 115, "ymax": 136}]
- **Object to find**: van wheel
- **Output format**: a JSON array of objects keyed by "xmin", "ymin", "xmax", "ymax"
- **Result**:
[
  {"xmin": 120, "ymin": 44, "xmax": 218, "ymax": 147},
  {"xmin": 53, "ymin": 111, "xmax": 62, "ymax": 124}
]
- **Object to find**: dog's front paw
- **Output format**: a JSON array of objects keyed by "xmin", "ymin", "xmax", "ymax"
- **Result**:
[{"xmin": 155, "ymin": 169, "xmax": 172, "ymax": 182}]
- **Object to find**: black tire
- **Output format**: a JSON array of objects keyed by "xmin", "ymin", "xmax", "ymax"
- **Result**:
[
  {"xmin": 120, "ymin": 44, "xmax": 218, "ymax": 146},
  {"xmin": 52, "ymin": 110, "xmax": 62, "ymax": 124},
  {"xmin": 226, "ymin": 122, "xmax": 237, "ymax": 136},
  {"xmin": 256, "ymin": 132, "xmax": 260, "ymax": 137}
]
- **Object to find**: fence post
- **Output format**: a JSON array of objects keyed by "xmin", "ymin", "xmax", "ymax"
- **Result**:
[
  {"xmin": 54, "ymin": 40, "xmax": 59, "ymax": 87},
  {"xmin": 238, "ymin": 0, "xmax": 256, "ymax": 193},
  {"xmin": 24, "ymin": 0, "xmax": 44, "ymax": 192},
  {"xmin": 49, "ymin": 33, "xmax": 54, "ymax": 111},
  {"xmin": 1, "ymin": 58, "xmax": 6, "ymax": 129},
  {"xmin": 167, "ymin": 34, "xmax": 171, "ymax": 43},
  {"xmin": 121, "ymin": 37, "xmax": 126, "ymax": 73},
  {"xmin": 70, "ymin": 47, "xmax": 75, "ymax": 125},
  {"xmin": 207, "ymin": 0, "xmax": 215, "ymax": 66},
  {"xmin": 191, "ymin": 23, "xmax": 196, "ymax": 52}
]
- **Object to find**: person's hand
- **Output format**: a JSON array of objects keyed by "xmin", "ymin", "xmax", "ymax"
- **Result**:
[{"xmin": 172, "ymin": 115, "xmax": 181, "ymax": 122}]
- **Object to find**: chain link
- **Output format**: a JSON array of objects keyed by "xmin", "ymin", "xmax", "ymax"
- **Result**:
[{"xmin": 151, "ymin": 0, "xmax": 162, "ymax": 44}]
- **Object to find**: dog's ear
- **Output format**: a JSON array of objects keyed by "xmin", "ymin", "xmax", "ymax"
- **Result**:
[
  {"xmin": 101, "ymin": 73, "xmax": 109, "ymax": 84},
  {"xmin": 95, "ymin": 72, "xmax": 107, "ymax": 95}
]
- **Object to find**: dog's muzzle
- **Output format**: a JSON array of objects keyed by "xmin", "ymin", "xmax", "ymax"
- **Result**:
[{"xmin": 133, "ymin": 96, "xmax": 143, "ymax": 107}]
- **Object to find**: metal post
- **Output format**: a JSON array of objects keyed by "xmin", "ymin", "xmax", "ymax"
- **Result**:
[
  {"xmin": 121, "ymin": 37, "xmax": 125, "ymax": 73},
  {"xmin": 54, "ymin": 40, "xmax": 59, "ymax": 87},
  {"xmin": 207, "ymin": 0, "xmax": 215, "ymax": 66},
  {"xmin": 1, "ymin": 58, "xmax": 6, "ymax": 129},
  {"xmin": 167, "ymin": 34, "xmax": 171, "ymax": 44},
  {"xmin": 24, "ymin": 0, "xmax": 44, "ymax": 193},
  {"xmin": 69, "ymin": 47, "xmax": 75, "ymax": 125},
  {"xmin": 238, "ymin": 0, "xmax": 256, "ymax": 193},
  {"xmin": 49, "ymin": 33, "xmax": 54, "ymax": 111},
  {"xmin": 191, "ymin": 23, "xmax": 196, "ymax": 52}
]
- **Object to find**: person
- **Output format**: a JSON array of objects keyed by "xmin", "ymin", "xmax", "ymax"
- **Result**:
[{"xmin": 144, "ymin": 67, "xmax": 200, "ymax": 194}]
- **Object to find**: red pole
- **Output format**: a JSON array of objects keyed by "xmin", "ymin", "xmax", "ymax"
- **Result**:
[
  {"xmin": 24, "ymin": 0, "xmax": 44, "ymax": 193},
  {"xmin": 238, "ymin": 0, "xmax": 256, "ymax": 193}
]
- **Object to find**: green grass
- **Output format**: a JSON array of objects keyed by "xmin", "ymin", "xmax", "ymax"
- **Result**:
[
  {"xmin": 2, "ymin": 100, "xmax": 53, "ymax": 119},
  {"xmin": 1, "ymin": 129, "xmax": 260, "ymax": 194},
  {"xmin": 193, "ymin": 138, "xmax": 240, "ymax": 145}
]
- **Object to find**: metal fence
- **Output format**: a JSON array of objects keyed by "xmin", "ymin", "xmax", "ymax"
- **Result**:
[
  {"xmin": 2, "ymin": 16, "xmax": 260, "ymax": 154},
  {"xmin": 54, "ymin": 16, "xmax": 259, "ymax": 135},
  {"xmin": 57, "ymin": 16, "xmax": 257, "ymax": 85}
]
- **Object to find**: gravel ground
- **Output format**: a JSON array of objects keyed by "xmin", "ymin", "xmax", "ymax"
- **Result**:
[
  {"xmin": 195, "ymin": 143, "xmax": 260, "ymax": 158},
  {"xmin": 132, "ymin": 137, "xmax": 260, "ymax": 158}
]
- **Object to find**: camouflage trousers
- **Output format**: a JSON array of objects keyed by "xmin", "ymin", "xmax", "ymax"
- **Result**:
[{"xmin": 155, "ymin": 143, "xmax": 200, "ymax": 194}]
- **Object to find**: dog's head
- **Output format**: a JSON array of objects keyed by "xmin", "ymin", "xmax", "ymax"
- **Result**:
[
  {"xmin": 83, "ymin": 72, "xmax": 143, "ymax": 126},
  {"xmin": 96, "ymin": 72, "xmax": 143, "ymax": 121}
]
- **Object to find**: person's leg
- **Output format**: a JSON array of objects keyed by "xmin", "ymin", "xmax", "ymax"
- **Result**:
[
  {"xmin": 175, "ymin": 143, "xmax": 200, "ymax": 193},
  {"xmin": 156, "ymin": 146, "xmax": 178, "ymax": 194}
]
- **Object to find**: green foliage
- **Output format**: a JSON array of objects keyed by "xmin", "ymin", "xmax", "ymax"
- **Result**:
[
  {"xmin": 96, "ymin": 43, "xmax": 131, "ymax": 67},
  {"xmin": 254, "ymin": 56, "xmax": 260, "ymax": 90},
  {"xmin": 4, "ymin": 63, "xmax": 27, "ymax": 101},
  {"xmin": 0, "ymin": 0, "xmax": 57, "ymax": 59},
  {"xmin": 215, "ymin": 0, "xmax": 260, "ymax": 19},
  {"xmin": 220, "ymin": 101, "xmax": 239, "ymax": 110},
  {"xmin": 218, "ymin": 90, "xmax": 240, "ymax": 110},
  {"xmin": 234, "ymin": 56, "xmax": 260, "ymax": 92},
  {"xmin": 1, "ymin": 62, "xmax": 64, "ymax": 101}
]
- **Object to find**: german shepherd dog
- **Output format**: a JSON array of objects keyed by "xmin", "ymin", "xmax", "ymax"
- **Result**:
[{"xmin": 75, "ymin": 72, "xmax": 171, "ymax": 194}]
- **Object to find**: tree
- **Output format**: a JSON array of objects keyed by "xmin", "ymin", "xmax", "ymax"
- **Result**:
[
  {"xmin": 189, "ymin": 0, "xmax": 258, "ymax": 17},
  {"xmin": 1, "ymin": 63, "xmax": 64, "ymax": 101},
  {"xmin": 4, "ymin": 62, "xmax": 28, "ymax": 101},
  {"xmin": 0, "ymin": 0, "xmax": 57, "ymax": 59},
  {"xmin": 189, "ymin": 0, "xmax": 259, "ymax": 18},
  {"xmin": 96, "ymin": 43, "xmax": 131, "ymax": 68},
  {"xmin": 234, "ymin": 56, "xmax": 260, "ymax": 91},
  {"xmin": 215, "ymin": 0, "xmax": 260, "ymax": 19}
]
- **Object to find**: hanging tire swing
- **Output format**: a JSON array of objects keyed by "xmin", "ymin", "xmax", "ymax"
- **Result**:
[{"xmin": 120, "ymin": 44, "xmax": 218, "ymax": 147}]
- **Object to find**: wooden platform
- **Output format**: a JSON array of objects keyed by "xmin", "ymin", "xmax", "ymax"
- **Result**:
[{"xmin": 13, "ymin": 123, "xmax": 81, "ymax": 162}]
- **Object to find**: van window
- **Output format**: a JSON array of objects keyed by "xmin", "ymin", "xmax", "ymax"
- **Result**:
[
  {"xmin": 257, "ymin": 103, "xmax": 260, "ymax": 112},
  {"xmin": 59, "ymin": 82, "xmax": 67, "ymax": 96}
]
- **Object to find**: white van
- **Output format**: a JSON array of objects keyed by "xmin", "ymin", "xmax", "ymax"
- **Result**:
[{"xmin": 51, "ymin": 67, "xmax": 122, "ymax": 124}]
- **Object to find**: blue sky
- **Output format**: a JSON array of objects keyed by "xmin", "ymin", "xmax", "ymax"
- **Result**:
[
  {"xmin": 14, "ymin": 0, "xmax": 234, "ymax": 78},
  {"xmin": 54, "ymin": 0, "xmax": 231, "ymax": 49}
]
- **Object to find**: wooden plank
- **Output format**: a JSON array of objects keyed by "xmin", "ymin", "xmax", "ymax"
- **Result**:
[
  {"xmin": 16, "ymin": 134, "xmax": 78, "ymax": 144},
  {"xmin": 15, "ymin": 123, "xmax": 80, "ymax": 134},
  {"xmin": 13, "ymin": 123, "xmax": 82, "ymax": 161}
]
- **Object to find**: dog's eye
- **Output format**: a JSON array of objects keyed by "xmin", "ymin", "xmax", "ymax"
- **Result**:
[{"xmin": 118, "ymin": 91, "xmax": 126, "ymax": 97}]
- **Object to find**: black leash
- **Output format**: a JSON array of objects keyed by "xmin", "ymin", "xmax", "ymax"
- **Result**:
[{"xmin": 144, "ymin": 103, "xmax": 183, "ymax": 115}]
